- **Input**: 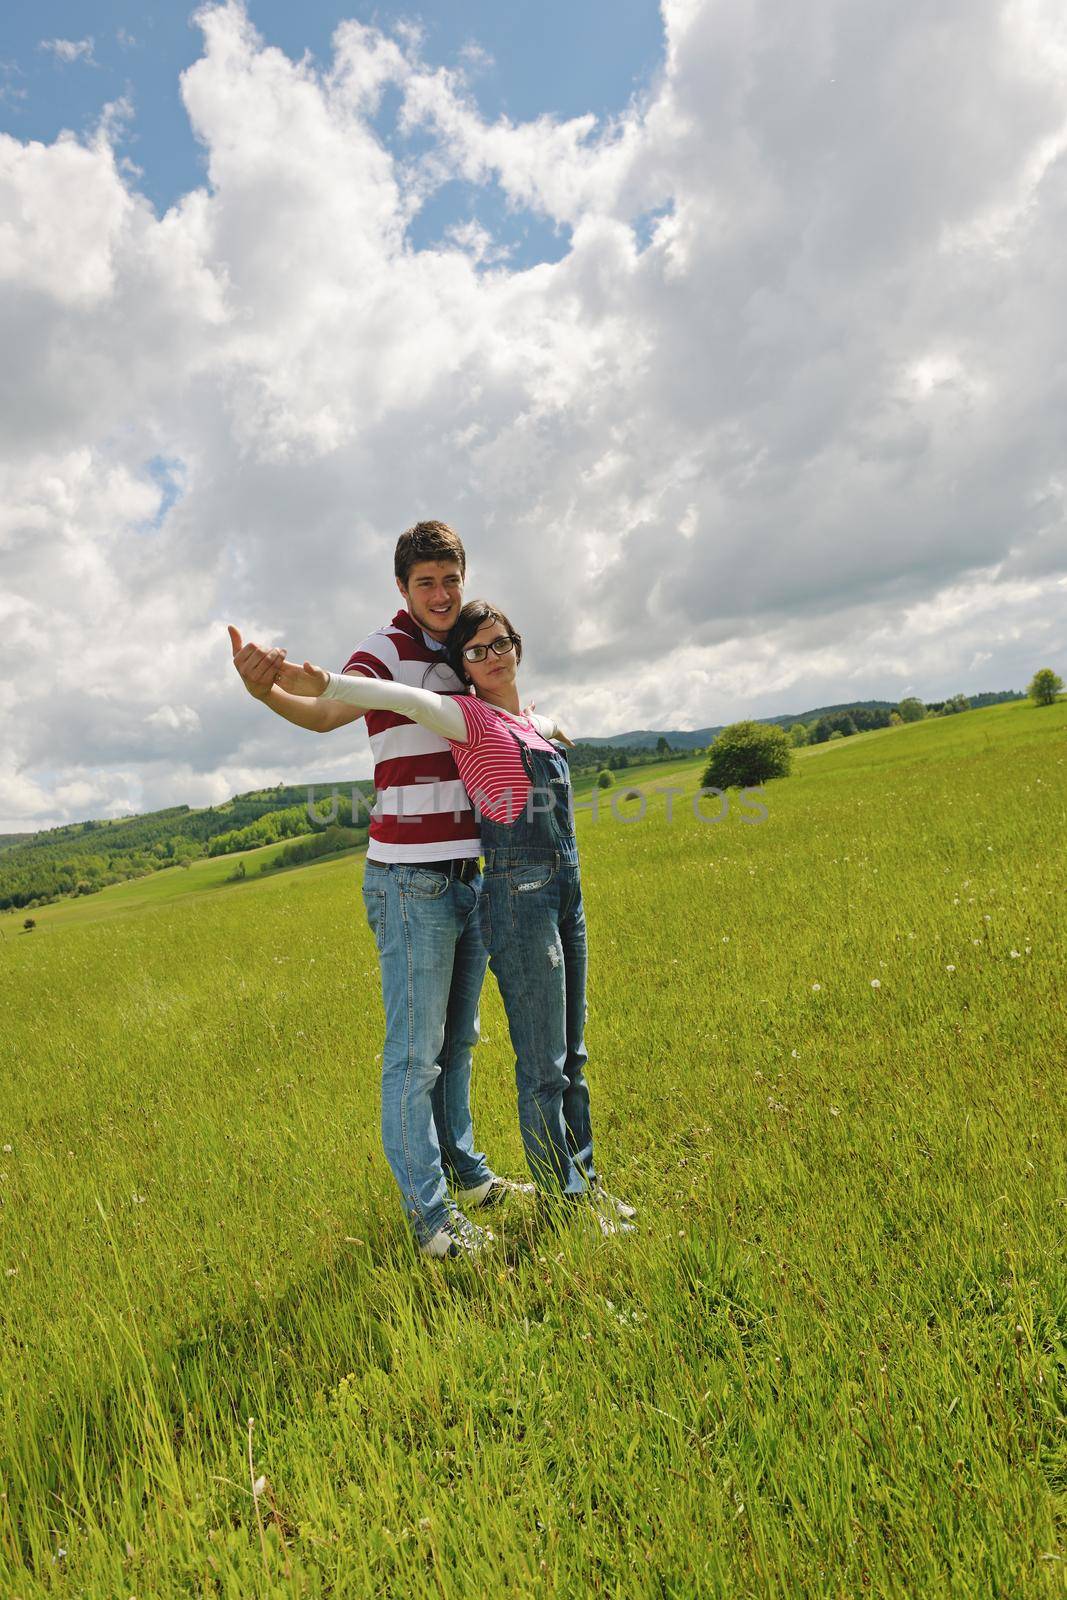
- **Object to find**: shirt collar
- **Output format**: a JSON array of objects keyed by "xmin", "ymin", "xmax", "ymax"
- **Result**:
[{"xmin": 391, "ymin": 607, "xmax": 444, "ymax": 652}]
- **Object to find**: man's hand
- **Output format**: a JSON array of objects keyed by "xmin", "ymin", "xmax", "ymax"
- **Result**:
[
  {"xmin": 523, "ymin": 698, "xmax": 575, "ymax": 747},
  {"xmin": 275, "ymin": 659, "xmax": 330, "ymax": 698},
  {"xmin": 228, "ymin": 625, "xmax": 287, "ymax": 702}
]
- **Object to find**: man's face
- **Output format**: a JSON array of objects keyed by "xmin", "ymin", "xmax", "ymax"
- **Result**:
[{"xmin": 398, "ymin": 558, "xmax": 464, "ymax": 640}]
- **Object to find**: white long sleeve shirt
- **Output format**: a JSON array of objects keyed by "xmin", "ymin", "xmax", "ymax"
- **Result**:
[{"xmin": 322, "ymin": 672, "xmax": 563, "ymax": 745}]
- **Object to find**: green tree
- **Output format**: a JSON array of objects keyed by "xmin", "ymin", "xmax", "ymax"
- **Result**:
[
  {"xmin": 811, "ymin": 712, "xmax": 857, "ymax": 743},
  {"xmin": 889, "ymin": 710, "xmax": 903, "ymax": 727},
  {"xmin": 1028, "ymin": 667, "xmax": 1064, "ymax": 706},
  {"xmin": 788, "ymin": 722, "xmax": 809, "ymax": 747},
  {"xmin": 23, "ymin": 918, "xmax": 35, "ymax": 932},
  {"xmin": 897, "ymin": 697, "xmax": 925, "ymax": 723},
  {"xmin": 829, "ymin": 730, "xmax": 845, "ymax": 741},
  {"xmin": 655, "ymin": 736, "xmax": 671, "ymax": 756},
  {"xmin": 702, "ymin": 721, "xmax": 792, "ymax": 789},
  {"xmin": 596, "ymin": 770, "xmax": 615, "ymax": 790}
]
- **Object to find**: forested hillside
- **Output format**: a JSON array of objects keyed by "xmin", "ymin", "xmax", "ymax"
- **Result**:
[{"xmin": 0, "ymin": 781, "xmax": 373, "ymax": 913}]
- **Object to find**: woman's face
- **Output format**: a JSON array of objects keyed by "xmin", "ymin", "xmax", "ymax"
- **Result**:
[{"xmin": 461, "ymin": 617, "xmax": 519, "ymax": 695}]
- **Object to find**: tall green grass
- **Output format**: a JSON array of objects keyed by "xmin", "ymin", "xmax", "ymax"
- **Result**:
[{"xmin": 1, "ymin": 703, "xmax": 1064, "ymax": 1597}]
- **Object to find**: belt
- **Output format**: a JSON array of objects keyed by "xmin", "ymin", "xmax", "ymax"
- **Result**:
[{"xmin": 419, "ymin": 857, "xmax": 481, "ymax": 882}]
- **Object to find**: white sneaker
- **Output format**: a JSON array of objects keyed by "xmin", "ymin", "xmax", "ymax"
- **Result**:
[
  {"xmin": 582, "ymin": 1193, "xmax": 637, "ymax": 1237},
  {"xmin": 455, "ymin": 1176, "xmax": 536, "ymax": 1210},
  {"xmin": 419, "ymin": 1208, "xmax": 493, "ymax": 1260},
  {"xmin": 537, "ymin": 1190, "xmax": 636, "ymax": 1237},
  {"xmin": 591, "ymin": 1181, "xmax": 637, "ymax": 1220}
]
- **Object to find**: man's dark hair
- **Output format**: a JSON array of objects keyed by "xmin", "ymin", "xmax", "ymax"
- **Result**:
[
  {"xmin": 445, "ymin": 600, "xmax": 523, "ymax": 685},
  {"xmin": 394, "ymin": 521, "xmax": 466, "ymax": 587}
]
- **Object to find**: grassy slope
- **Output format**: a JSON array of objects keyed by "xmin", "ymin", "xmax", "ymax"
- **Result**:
[
  {"xmin": 0, "ymin": 754, "xmax": 694, "ymax": 934},
  {"xmin": 0, "ymin": 701, "xmax": 1064, "ymax": 1598},
  {"xmin": 0, "ymin": 732, "xmax": 897, "ymax": 935},
  {"xmin": 0, "ymin": 833, "xmax": 364, "ymax": 933}
]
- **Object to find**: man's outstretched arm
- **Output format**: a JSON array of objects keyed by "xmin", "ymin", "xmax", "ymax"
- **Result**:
[{"xmin": 228, "ymin": 625, "xmax": 365, "ymax": 733}]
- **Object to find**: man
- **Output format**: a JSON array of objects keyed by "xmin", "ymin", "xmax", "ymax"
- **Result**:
[{"xmin": 229, "ymin": 520, "xmax": 527, "ymax": 1258}]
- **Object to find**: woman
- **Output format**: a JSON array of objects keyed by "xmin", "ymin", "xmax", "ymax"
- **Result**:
[{"xmin": 276, "ymin": 600, "xmax": 634, "ymax": 1237}]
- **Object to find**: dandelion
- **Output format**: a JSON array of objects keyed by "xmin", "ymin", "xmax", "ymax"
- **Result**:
[
  {"xmin": 5, "ymin": 1267, "xmax": 16, "ymax": 1277},
  {"xmin": 1, "ymin": 1144, "xmax": 10, "ymax": 1153},
  {"xmin": 811, "ymin": 982, "xmax": 822, "ymax": 991},
  {"xmin": 722, "ymin": 935, "xmax": 730, "ymax": 943},
  {"xmin": 253, "ymin": 1475, "xmax": 267, "ymax": 1499},
  {"xmin": 1010, "ymin": 950, "xmax": 1021, "ymax": 958},
  {"xmin": 829, "ymin": 1105, "xmax": 841, "ymax": 1117},
  {"xmin": 973, "ymin": 939, "xmax": 981, "ymax": 946},
  {"xmin": 870, "ymin": 978, "xmax": 881, "ymax": 989},
  {"xmin": 791, "ymin": 1049, "xmax": 799, "ymax": 1059},
  {"xmin": 946, "ymin": 965, "xmax": 956, "ymax": 973}
]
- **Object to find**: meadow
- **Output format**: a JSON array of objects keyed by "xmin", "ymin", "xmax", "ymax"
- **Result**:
[{"xmin": 0, "ymin": 701, "xmax": 1064, "ymax": 1598}]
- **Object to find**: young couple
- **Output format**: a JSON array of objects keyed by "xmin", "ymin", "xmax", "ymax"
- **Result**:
[{"xmin": 229, "ymin": 520, "xmax": 634, "ymax": 1259}]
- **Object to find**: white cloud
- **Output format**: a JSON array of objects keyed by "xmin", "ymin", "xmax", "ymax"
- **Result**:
[
  {"xmin": 1, "ymin": 0, "xmax": 1066, "ymax": 831},
  {"xmin": 39, "ymin": 38, "xmax": 96, "ymax": 66},
  {"xmin": 145, "ymin": 704, "xmax": 202, "ymax": 733}
]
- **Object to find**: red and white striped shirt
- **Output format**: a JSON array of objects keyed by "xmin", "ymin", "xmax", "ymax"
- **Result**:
[
  {"xmin": 452, "ymin": 696, "xmax": 559, "ymax": 825},
  {"xmin": 341, "ymin": 610, "xmax": 481, "ymax": 863}
]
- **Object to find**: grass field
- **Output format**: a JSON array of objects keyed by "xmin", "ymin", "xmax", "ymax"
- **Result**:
[
  {"xmin": 1, "ymin": 702, "xmax": 1064, "ymax": 1597},
  {"xmin": 0, "ymin": 833, "xmax": 366, "ymax": 934}
]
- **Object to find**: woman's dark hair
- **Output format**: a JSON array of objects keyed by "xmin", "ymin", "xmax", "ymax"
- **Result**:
[{"xmin": 444, "ymin": 600, "xmax": 523, "ymax": 687}]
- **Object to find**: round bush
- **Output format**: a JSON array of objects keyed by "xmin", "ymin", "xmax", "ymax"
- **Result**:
[{"xmin": 701, "ymin": 720, "xmax": 792, "ymax": 789}]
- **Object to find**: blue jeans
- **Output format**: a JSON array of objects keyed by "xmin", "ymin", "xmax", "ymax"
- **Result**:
[
  {"xmin": 478, "ymin": 853, "xmax": 596, "ymax": 1197},
  {"xmin": 362, "ymin": 861, "xmax": 494, "ymax": 1243}
]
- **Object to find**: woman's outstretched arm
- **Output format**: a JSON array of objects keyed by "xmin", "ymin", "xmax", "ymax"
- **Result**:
[{"xmin": 274, "ymin": 661, "xmax": 469, "ymax": 742}]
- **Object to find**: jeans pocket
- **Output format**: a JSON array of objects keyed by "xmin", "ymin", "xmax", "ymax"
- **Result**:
[
  {"xmin": 404, "ymin": 869, "xmax": 449, "ymax": 899},
  {"xmin": 363, "ymin": 887, "xmax": 387, "ymax": 952},
  {"xmin": 508, "ymin": 858, "xmax": 556, "ymax": 894}
]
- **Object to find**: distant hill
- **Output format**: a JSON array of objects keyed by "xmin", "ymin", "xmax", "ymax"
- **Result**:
[
  {"xmin": 577, "ymin": 691, "xmax": 1024, "ymax": 748},
  {"xmin": 0, "ymin": 779, "xmax": 374, "ymax": 914}
]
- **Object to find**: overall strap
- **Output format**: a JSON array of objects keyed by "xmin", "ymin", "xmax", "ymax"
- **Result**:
[{"xmin": 492, "ymin": 709, "xmax": 540, "ymax": 781}]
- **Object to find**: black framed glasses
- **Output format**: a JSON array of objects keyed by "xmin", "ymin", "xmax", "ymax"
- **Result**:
[{"xmin": 462, "ymin": 634, "xmax": 519, "ymax": 664}]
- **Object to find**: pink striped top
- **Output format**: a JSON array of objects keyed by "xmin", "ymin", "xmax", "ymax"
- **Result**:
[{"xmin": 452, "ymin": 696, "xmax": 559, "ymax": 825}]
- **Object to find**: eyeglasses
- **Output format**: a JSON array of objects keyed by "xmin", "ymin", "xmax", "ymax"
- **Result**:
[{"xmin": 461, "ymin": 634, "xmax": 519, "ymax": 664}]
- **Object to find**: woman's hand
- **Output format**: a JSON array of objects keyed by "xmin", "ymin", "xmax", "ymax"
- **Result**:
[{"xmin": 275, "ymin": 660, "xmax": 331, "ymax": 697}]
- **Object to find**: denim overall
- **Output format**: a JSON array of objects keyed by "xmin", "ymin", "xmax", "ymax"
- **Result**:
[{"xmin": 478, "ymin": 724, "xmax": 597, "ymax": 1197}]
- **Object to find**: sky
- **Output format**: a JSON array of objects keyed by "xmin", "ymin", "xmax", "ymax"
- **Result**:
[{"xmin": 1, "ymin": 0, "xmax": 1066, "ymax": 832}]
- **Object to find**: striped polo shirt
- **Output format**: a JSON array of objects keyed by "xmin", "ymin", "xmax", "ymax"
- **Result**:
[
  {"xmin": 341, "ymin": 610, "xmax": 481, "ymax": 864},
  {"xmin": 452, "ymin": 696, "xmax": 560, "ymax": 824}
]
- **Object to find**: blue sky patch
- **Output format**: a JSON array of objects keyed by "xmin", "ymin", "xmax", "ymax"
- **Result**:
[{"xmin": 1, "ymin": 1, "xmax": 665, "ymax": 270}]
